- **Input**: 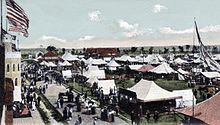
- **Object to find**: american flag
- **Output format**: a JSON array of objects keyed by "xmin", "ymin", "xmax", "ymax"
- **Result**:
[
  {"xmin": 6, "ymin": 0, "xmax": 29, "ymax": 37},
  {"xmin": 195, "ymin": 21, "xmax": 220, "ymax": 72}
]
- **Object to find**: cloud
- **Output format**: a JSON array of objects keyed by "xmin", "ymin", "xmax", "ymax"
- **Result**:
[
  {"xmin": 118, "ymin": 20, "xmax": 153, "ymax": 38},
  {"xmin": 118, "ymin": 20, "xmax": 138, "ymax": 30},
  {"xmin": 88, "ymin": 11, "xmax": 102, "ymax": 22},
  {"xmin": 78, "ymin": 35, "xmax": 95, "ymax": 41},
  {"xmin": 41, "ymin": 35, "xmax": 66, "ymax": 43},
  {"xmin": 123, "ymin": 30, "xmax": 145, "ymax": 38},
  {"xmin": 160, "ymin": 25, "xmax": 220, "ymax": 34},
  {"xmin": 153, "ymin": 4, "xmax": 167, "ymax": 13}
]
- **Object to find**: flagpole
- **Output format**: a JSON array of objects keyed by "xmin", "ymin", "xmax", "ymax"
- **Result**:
[{"xmin": 0, "ymin": 0, "xmax": 3, "ymax": 44}]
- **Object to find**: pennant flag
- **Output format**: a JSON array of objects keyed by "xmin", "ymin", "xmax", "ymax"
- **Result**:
[
  {"xmin": 6, "ymin": 0, "xmax": 29, "ymax": 37},
  {"xmin": 195, "ymin": 21, "xmax": 220, "ymax": 72}
]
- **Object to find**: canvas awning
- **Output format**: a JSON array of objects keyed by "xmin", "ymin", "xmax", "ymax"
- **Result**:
[{"xmin": 201, "ymin": 72, "xmax": 220, "ymax": 79}]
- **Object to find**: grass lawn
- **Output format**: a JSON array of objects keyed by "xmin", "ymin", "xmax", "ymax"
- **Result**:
[{"xmin": 155, "ymin": 79, "xmax": 189, "ymax": 91}]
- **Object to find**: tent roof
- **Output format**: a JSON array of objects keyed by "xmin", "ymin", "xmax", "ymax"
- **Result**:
[
  {"xmin": 150, "ymin": 62, "xmax": 176, "ymax": 74},
  {"xmin": 92, "ymin": 59, "xmax": 107, "ymax": 65},
  {"xmin": 137, "ymin": 64, "xmax": 155, "ymax": 72},
  {"xmin": 177, "ymin": 92, "xmax": 220, "ymax": 125},
  {"xmin": 86, "ymin": 77, "xmax": 99, "ymax": 85},
  {"xmin": 62, "ymin": 52, "xmax": 79, "ymax": 61},
  {"xmin": 201, "ymin": 72, "xmax": 220, "ymax": 78},
  {"xmin": 84, "ymin": 69, "xmax": 105, "ymax": 79},
  {"xmin": 174, "ymin": 57, "xmax": 188, "ymax": 64},
  {"xmin": 128, "ymin": 79, "xmax": 181, "ymax": 102},
  {"xmin": 129, "ymin": 65, "xmax": 143, "ymax": 71},
  {"xmin": 116, "ymin": 55, "xmax": 137, "ymax": 62},
  {"xmin": 40, "ymin": 61, "xmax": 48, "ymax": 66},
  {"xmin": 62, "ymin": 70, "xmax": 72, "ymax": 78},
  {"xmin": 47, "ymin": 62, "xmax": 57, "ymax": 67},
  {"xmin": 177, "ymin": 68, "xmax": 189, "ymax": 75},
  {"xmin": 107, "ymin": 60, "xmax": 120, "ymax": 67},
  {"xmin": 98, "ymin": 80, "xmax": 116, "ymax": 95}
]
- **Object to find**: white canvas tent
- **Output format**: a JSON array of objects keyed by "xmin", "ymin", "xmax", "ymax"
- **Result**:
[
  {"xmin": 40, "ymin": 61, "xmax": 49, "ymax": 66},
  {"xmin": 98, "ymin": 80, "xmax": 116, "ymax": 95},
  {"xmin": 62, "ymin": 70, "xmax": 72, "ymax": 79},
  {"xmin": 62, "ymin": 52, "xmax": 79, "ymax": 61},
  {"xmin": 85, "ymin": 57, "xmax": 94, "ymax": 65},
  {"xmin": 116, "ymin": 55, "xmax": 137, "ymax": 62},
  {"xmin": 84, "ymin": 70, "xmax": 106, "ymax": 79},
  {"xmin": 128, "ymin": 79, "xmax": 182, "ymax": 102},
  {"xmin": 201, "ymin": 72, "xmax": 220, "ymax": 79},
  {"xmin": 47, "ymin": 62, "xmax": 57, "ymax": 67},
  {"xmin": 173, "ymin": 89, "xmax": 196, "ymax": 108},
  {"xmin": 107, "ymin": 60, "xmax": 120, "ymax": 70},
  {"xmin": 92, "ymin": 59, "xmax": 107, "ymax": 65},
  {"xmin": 86, "ymin": 77, "xmax": 99, "ymax": 86},
  {"xmin": 128, "ymin": 65, "xmax": 143, "ymax": 71},
  {"xmin": 150, "ymin": 62, "xmax": 176, "ymax": 74},
  {"xmin": 174, "ymin": 57, "xmax": 188, "ymax": 64}
]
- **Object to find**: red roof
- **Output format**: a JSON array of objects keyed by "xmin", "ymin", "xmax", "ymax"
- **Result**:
[
  {"xmin": 86, "ymin": 48, "xmax": 119, "ymax": 56},
  {"xmin": 39, "ymin": 51, "xmax": 62, "ymax": 61},
  {"xmin": 177, "ymin": 92, "xmax": 220, "ymax": 125},
  {"xmin": 137, "ymin": 65, "xmax": 155, "ymax": 72}
]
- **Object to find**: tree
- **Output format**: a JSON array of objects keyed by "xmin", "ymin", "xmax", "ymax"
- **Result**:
[
  {"xmin": 131, "ymin": 47, "xmax": 137, "ymax": 53},
  {"xmin": 172, "ymin": 47, "xmax": 176, "ymax": 54},
  {"xmin": 185, "ymin": 45, "xmax": 190, "ymax": 52},
  {"xmin": 192, "ymin": 45, "xmax": 198, "ymax": 53},
  {"xmin": 46, "ymin": 46, "xmax": 56, "ymax": 52},
  {"xmin": 163, "ymin": 47, "xmax": 169, "ymax": 54},
  {"xmin": 71, "ymin": 49, "xmax": 75, "ymax": 54},
  {"xmin": 141, "ymin": 47, "xmax": 144, "ymax": 53},
  {"xmin": 212, "ymin": 46, "xmax": 218, "ymax": 54},
  {"xmin": 178, "ymin": 46, "xmax": 184, "ymax": 53},
  {"xmin": 149, "ymin": 47, "xmax": 154, "ymax": 54},
  {"xmin": 62, "ymin": 48, "xmax": 66, "ymax": 54}
]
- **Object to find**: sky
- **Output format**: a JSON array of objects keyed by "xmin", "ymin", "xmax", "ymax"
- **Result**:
[{"xmin": 4, "ymin": 0, "xmax": 220, "ymax": 48}]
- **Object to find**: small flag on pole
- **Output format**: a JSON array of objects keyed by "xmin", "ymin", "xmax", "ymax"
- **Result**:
[{"xmin": 6, "ymin": 0, "xmax": 29, "ymax": 37}]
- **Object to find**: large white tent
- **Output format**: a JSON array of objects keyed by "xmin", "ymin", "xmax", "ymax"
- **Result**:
[
  {"xmin": 174, "ymin": 57, "xmax": 188, "ymax": 64},
  {"xmin": 85, "ymin": 57, "xmax": 94, "ymax": 65},
  {"xmin": 62, "ymin": 70, "xmax": 72, "ymax": 79},
  {"xmin": 173, "ymin": 89, "xmax": 196, "ymax": 108},
  {"xmin": 47, "ymin": 62, "xmax": 57, "ymax": 67},
  {"xmin": 128, "ymin": 79, "xmax": 182, "ymax": 102},
  {"xmin": 86, "ymin": 77, "xmax": 99, "ymax": 86},
  {"xmin": 40, "ymin": 61, "xmax": 49, "ymax": 66},
  {"xmin": 84, "ymin": 69, "xmax": 105, "ymax": 79},
  {"xmin": 92, "ymin": 59, "xmax": 107, "ymax": 65},
  {"xmin": 116, "ymin": 55, "xmax": 137, "ymax": 62},
  {"xmin": 150, "ymin": 62, "xmax": 176, "ymax": 74},
  {"xmin": 62, "ymin": 52, "xmax": 79, "ymax": 61},
  {"xmin": 128, "ymin": 65, "xmax": 143, "ymax": 71},
  {"xmin": 201, "ymin": 72, "xmax": 220, "ymax": 79},
  {"xmin": 107, "ymin": 60, "xmax": 120, "ymax": 70},
  {"xmin": 98, "ymin": 80, "xmax": 116, "ymax": 95}
]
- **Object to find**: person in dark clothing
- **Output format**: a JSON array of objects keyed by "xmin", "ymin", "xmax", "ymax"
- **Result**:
[
  {"xmin": 153, "ymin": 111, "xmax": 159, "ymax": 123},
  {"xmin": 42, "ymin": 86, "xmax": 46, "ymax": 94},
  {"xmin": 146, "ymin": 110, "xmax": 151, "ymax": 123},
  {"xmin": 37, "ymin": 96, "xmax": 41, "ymax": 106},
  {"xmin": 78, "ymin": 115, "xmax": 82, "ymax": 124},
  {"xmin": 60, "ymin": 97, "xmax": 64, "ymax": 108},
  {"xmin": 63, "ymin": 107, "xmax": 68, "ymax": 120},
  {"xmin": 130, "ymin": 111, "xmax": 135, "ymax": 125}
]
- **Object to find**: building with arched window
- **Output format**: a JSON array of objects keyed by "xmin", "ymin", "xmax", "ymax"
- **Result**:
[{"xmin": 4, "ymin": 35, "xmax": 22, "ymax": 103}]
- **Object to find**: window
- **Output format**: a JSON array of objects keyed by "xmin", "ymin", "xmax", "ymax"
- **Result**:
[
  {"xmin": 17, "ymin": 64, "xmax": 20, "ymax": 71},
  {"xmin": 13, "ymin": 64, "xmax": 15, "ymax": 71},
  {"xmin": 15, "ymin": 78, "xmax": 18, "ymax": 86},
  {"xmin": 7, "ymin": 64, "xmax": 10, "ymax": 72}
]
